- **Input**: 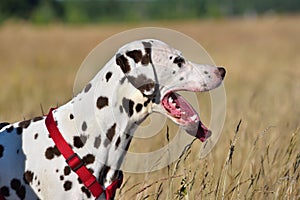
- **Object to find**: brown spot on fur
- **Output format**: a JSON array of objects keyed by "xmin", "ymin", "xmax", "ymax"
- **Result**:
[
  {"xmin": 82, "ymin": 154, "xmax": 95, "ymax": 165},
  {"xmin": 126, "ymin": 50, "xmax": 143, "ymax": 63},
  {"xmin": 33, "ymin": 116, "xmax": 43, "ymax": 122},
  {"xmin": 23, "ymin": 171, "xmax": 34, "ymax": 184},
  {"xmin": 81, "ymin": 186, "xmax": 91, "ymax": 198},
  {"xmin": 64, "ymin": 166, "xmax": 71, "ymax": 176},
  {"xmin": 105, "ymin": 72, "xmax": 112, "ymax": 82},
  {"xmin": 73, "ymin": 135, "xmax": 87, "ymax": 148},
  {"xmin": 45, "ymin": 146, "xmax": 61, "ymax": 160},
  {"xmin": 116, "ymin": 53, "xmax": 131, "ymax": 73},
  {"xmin": 19, "ymin": 120, "xmax": 31, "ymax": 129},
  {"xmin": 106, "ymin": 124, "xmax": 116, "ymax": 142},
  {"xmin": 142, "ymin": 41, "xmax": 152, "ymax": 65},
  {"xmin": 122, "ymin": 98, "xmax": 134, "ymax": 117},
  {"xmin": 63, "ymin": 181, "xmax": 72, "ymax": 191},
  {"xmin": 115, "ymin": 137, "xmax": 121, "ymax": 149},
  {"xmin": 96, "ymin": 96, "xmax": 109, "ymax": 110}
]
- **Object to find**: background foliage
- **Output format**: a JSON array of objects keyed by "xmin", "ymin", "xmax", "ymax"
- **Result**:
[{"xmin": 0, "ymin": 0, "xmax": 300, "ymax": 24}]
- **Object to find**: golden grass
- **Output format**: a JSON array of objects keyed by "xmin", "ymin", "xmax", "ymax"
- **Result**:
[{"xmin": 0, "ymin": 16, "xmax": 299, "ymax": 199}]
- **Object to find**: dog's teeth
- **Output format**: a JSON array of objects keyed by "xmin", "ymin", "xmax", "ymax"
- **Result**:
[
  {"xmin": 190, "ymin": 114, "xmax": 197, "ymax": 121},
  {"xmin": 168, "ymin": 96, "xmax": 173, "ymax": 103}
]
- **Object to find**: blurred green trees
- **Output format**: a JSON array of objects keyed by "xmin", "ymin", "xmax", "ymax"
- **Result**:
[{"xmin": 0, "ymin": 0, "xmax": 299, "ymax": 24}]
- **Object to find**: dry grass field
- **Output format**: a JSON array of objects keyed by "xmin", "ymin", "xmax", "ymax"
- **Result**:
[{"xmin": 0, "ymin": 16, "xmax": 299, "ymax": 199}]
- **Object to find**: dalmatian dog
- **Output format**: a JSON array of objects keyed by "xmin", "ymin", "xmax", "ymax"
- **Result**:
[{"xmin": 0, "ymin": 39, "xmax": 225, "ymax": 200}]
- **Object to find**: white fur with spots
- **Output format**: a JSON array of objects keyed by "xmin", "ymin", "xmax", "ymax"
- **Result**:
[{"xmin": 0, "ymin": 39, "xmax": 225, "ymax": 199}]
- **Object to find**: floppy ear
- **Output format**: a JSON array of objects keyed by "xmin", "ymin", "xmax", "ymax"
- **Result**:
[
  {"xmin": 116, "ymin": 53, "xmax": 131, "ymax": 74},
  {"xmin": 115, "ymin": 45, "xmax": 157, "ymax": 97}
]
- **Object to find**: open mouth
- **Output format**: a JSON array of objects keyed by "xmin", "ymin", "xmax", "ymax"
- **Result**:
[{"xmin": 161, "ymin": 92, "xmax": 211, "ymax": 142}]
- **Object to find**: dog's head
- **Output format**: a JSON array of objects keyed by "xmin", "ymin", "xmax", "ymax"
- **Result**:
[{"xmin": 116, "ymin": 39, "xmax": 225, "ymax": 142}]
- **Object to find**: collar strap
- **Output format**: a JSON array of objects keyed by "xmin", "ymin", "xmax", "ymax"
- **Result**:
[{"xmin": 45, "ymin": 108, "xmax": 122, "ymax": 199}]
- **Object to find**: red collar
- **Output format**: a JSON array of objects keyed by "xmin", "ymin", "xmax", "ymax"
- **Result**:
[{"xmin": 45, "ymin": 108, "xmax": 122, "ymax": 199}]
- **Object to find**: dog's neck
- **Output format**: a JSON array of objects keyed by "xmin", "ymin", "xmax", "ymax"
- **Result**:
[{"xmin": 52, "ymin": 58, "xmax": 151, "ymax": 187}]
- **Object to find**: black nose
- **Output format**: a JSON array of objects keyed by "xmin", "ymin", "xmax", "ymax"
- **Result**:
[{"xmin": 217, "ymin": 67, "xmax": 226, "ymax": 79}]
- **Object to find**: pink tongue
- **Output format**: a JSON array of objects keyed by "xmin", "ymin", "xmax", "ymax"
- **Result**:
[
  {"xmin": 163, "ymin": 92, "xmax": 212, "ymax": 142},
  {"xmin": 175, "ymin": 93, "xmax": 199, "ymax": 122}
]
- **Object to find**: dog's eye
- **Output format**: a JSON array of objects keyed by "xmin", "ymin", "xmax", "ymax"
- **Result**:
[{"xmin": 173, "ymin": 56, "xmax": 185, "ymax": 68}]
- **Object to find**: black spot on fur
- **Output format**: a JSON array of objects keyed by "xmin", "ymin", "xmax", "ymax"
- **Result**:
[
  {"xmin": 32, "ymin": 116, "xmax": 43, "ymax": 122},
  {"xmin": 0, "ymin": 122, "xmax": 10, "ymax": 129},
  {"xmin": 34, "ymin": 133, "xmax": 38, "ymax": 140},
  {"xmin": 180, "ymin": 77, "xmax": 184, "ymax": 81},
  {"xmin": 141, "ymin": 54, "xmax": 150, "ymax": 65},
  {"xmin": 96, "ymin": 96, "xmax": 109, "ymax": 110},
  {"xmin": 98, "ymin": 165, "xmax": 111, "ymax": 185},
  {"xmin": 19, "ymin": 119, "xmax": 31, "ymax": 129},
  {"xmin": 82, "ymin": 154, "xmax": 95, "ymax": 165},
  {"xmin": 69, "ymin": 114, "xmax": 74, "ymax": 120},
  {"xmin": 94, "ymin": 135, "xmax": 101, "ymax": 149},
  {"xmin": 81, "ymin": 186, "xmax": 91, "ymax": 198},
  {"xmin": 64, "ymin": 166, "xmax": 71, "ymax": 176},
  {"xmin": 45, "ymin": 146, "xmax": 61, "ymax": 160},
  {"xmin": 104, "ymin": 124, "xmax": 116, "ymax": 147},
  {"xmin": 23, "ymin": 171, "xmax": 34, "ymax": 184},
  {"xmin": 116, "ymin": 53, "xmax": 131, "ymax": 73},
  {"xmin": 45, "ymin": 148, "xmax": 54, "ymax": 160},
  {"xmin": 122, "ymin": 98, "xmax": 134, "ymax": 117},
  {"xmin": 106, "ymin": 124, "xmax": 116, "ymax": 142},
  {"xmin": 0, "ymin": 145, "xmax": 4, "ymax": 158},
  {"xmin": 63, "ymin": 181, "xmax": 72, "ymax": 191},
  {"xmin": 115, "ymin": 137, "xmax": 121, "ymax": 149},
  {"xmin": 53, "ymin": 146, "xmax": 61, "ymax": 156},
  {"xmin": 84, "ymin": 83, "xmax": 92, "ymax": 93},
  {"xmin": 126, "ymin": 50, "xmax": 143, "ymax": 63},
  {"xmin": 82, "ymin": 121, "xmax": 87, "ymax": 131},
  {"xmin": 0, "ymin": 186, "xmax": 10, "ymax": 197},
  {"xmin": 142, "ymin": 41, "xmax": 152, "ymax": 65},
  {"xmin": 60, "ymin": 175, "xmax": 64, "ymax": 181},
  {"xmin": 135, "ymin": 103, "xmax": 143, "ymax": 113},
  {"xmin": 77, "ymin": 177, "xmax": 83, "ymax": 185},
  {"xmin": 173, "ymin": 56, "xmax": 185, "ymax": 68},
  {"xmin": 105, "ymin": 72, "xmax": 112, "ymax": 82},
  {"xmin": 73, "ymin": 135, "xmax": 87, "ymax": 148},
  {"xmin": 88, "ymin": 168, "xmax": 94, "ymax": 174},
  {"xmin": 143, "ymin": 98, "xmax": 151, "ymax": 107}
]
